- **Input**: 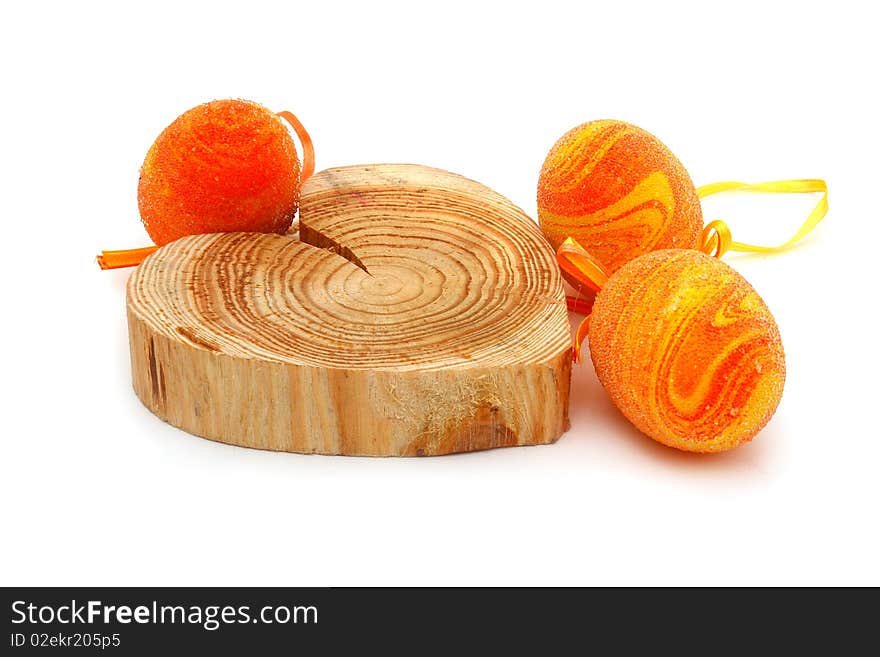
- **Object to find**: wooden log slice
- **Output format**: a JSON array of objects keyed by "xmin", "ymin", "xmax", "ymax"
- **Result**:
[{"xmin": 127, "ymin": 164, "xmax": 571, "ymax": 456}]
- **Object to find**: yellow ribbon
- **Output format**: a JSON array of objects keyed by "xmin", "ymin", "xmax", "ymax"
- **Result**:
[
  {"xmin": 697, "ymin": 179, "xmax": 828, "ymax": 257},
  {"xmin": 560, "ymin": 178, "xmax": 829, "ymax": 362}
]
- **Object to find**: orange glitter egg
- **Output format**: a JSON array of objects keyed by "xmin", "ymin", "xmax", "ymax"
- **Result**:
[
  {"xmin": 589, "ymin": 249, "xmax": 785, "ymax": 453},
  {"xmin": 138, "ymin": 99, "xmax": 301, "ymax": 246},
  {"xmin": 538, "ymin": 120, "xmax": 703, "ymax": 274}
]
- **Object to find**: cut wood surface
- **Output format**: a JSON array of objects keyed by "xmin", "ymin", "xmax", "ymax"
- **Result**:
[{"xmin": 127, "ymin": 164, "xmax": 572, "ymax": 456}]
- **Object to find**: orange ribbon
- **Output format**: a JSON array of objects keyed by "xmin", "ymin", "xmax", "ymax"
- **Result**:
[
  {"xmin": 96, "ymin": 110, "xmax": 314, "ymax": 271},
  {"xmin": 557, "ymin": 237, "xmax": 610, "ymax": 363}
]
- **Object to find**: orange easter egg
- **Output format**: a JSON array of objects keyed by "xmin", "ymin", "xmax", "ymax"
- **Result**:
[
  {"xmin": 589, "ymin": 249, "xmax": 785, "ymax": 453},
  {"xmin": 538, "ymin": 120, "xmax": 703, "ymax": 274},
  {"xmin": 138, "ymin": 99, "xmax": 301, "ymax": 246}
]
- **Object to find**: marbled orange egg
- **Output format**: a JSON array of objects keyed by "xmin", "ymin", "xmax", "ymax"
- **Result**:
[
  {"xmin": 589, "ymin": 249, "xmax": 785, "ymax": 452},
  {"xmin": 538, "ymin": 120, "xmax": 703, "ymax": 274}
]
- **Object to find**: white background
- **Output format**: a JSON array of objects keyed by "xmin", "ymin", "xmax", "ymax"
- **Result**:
[{"xmin": 1, "ymin": 1, "xmax": 877, "ymax": 586}]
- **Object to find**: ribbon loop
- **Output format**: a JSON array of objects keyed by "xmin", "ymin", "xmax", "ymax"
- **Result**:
[
  {"xmin": 700, "ymin": 220, "xmax": 733, "ymax": 258},
  {"xmin": 697, "ymin": 178, "xmax": 828, "ymax": 254},
  {"xmin": 557, "ymin": 237, "xmax": 608, "ymax": 293},
  {"xmin": 556, "ymin": 237, "xmax": 609, "ymax": 363},
  {"xmin": 277, "ymin": 110, "xmax": 315, "ymax": 183}
]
